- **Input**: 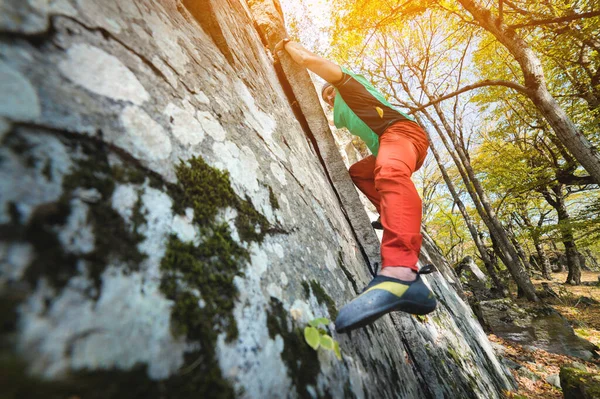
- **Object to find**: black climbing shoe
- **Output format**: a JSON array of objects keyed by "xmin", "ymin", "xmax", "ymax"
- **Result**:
[
  {"xmin": 371, "ymin": 216, "xmax": 383, "ymax": 230},
  {"xmin": 335, "ymin": 265, "xmax": 437, "ymax": 334}
]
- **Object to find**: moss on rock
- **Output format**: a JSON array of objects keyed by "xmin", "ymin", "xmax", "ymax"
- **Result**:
[
  {"xmin": 155, "ymin": 155, "xmax": 281, "ymax": 397},
  {"xmin": 170, "ymin": 156, "xmax": 236, "ymax": 224},
  {"xmin": 560, "ymin": 365, "xmax": 600, "ymax": 399},
  {"xmin": 301, "ymin": 280, "xmax": 311, "ymax": 298},
  {"xmin": 447, "ymin": 346, "xmax": 462, "ymax": 364},
  {"xmin": 300, "ymin": 279, "xmax": 338, "ymax": 319},
  {"xmin": 0, "ymin": 352, "xmax": 236, "ymax": 399},
  {"xmin": 3, "ymin": 139, "xmax": 279, "ymax": 396},
  {"xmin": 22, "ymin": 200, "xmax": 78, "ymax": 291},
  {"xmin": 170, "ymin": 156, "xmax": 271, "ymax": 243},
  {"xmin": 268, "ymin": 185, "xmax": 279, "ymax": 210},
  {"xmin": 160, "ymin": 223, "xmax": 248, "ymax": 343},
  {"xmin": 266, "ymin": 297, "xmax": 321, "ymax": 398},
  {"xmin": 309, "ymin": 280, "xmax": 338, "ymax": 319},
  {"xmin": 21, "ymin": 138, "xmax": 147, "ymax": 294}
]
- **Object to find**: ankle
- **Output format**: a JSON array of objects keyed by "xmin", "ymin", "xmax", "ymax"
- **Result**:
[{"xmin": 379, "ymin": 266, "xmax": 417, "ymax": 281}]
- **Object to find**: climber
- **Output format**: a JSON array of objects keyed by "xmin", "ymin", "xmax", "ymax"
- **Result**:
[{"xmin": 274, "ymin": 38, "xmax": 437, "ymax": 333}]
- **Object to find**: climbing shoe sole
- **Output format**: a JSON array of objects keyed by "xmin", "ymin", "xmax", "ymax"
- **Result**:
[{"xmin": 335, "ymin": 274, "xmax": 437, "ymax": 334}]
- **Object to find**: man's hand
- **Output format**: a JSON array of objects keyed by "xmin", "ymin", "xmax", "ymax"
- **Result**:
[
  {"xmin": 273, "ymin": 38, "xmax": 290, "ymax": 55},
  {"xmin": 271, "ymin": 39, "xmax": 343, "ymax": 84}
]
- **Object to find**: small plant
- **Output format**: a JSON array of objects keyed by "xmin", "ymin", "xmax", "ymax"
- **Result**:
[{"xmin": 303, "ymin": 318, "xmax": 342, "ymax": 360}]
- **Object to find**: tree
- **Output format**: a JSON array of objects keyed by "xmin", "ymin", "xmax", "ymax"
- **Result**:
[
  {"xmin": 334, "ymin": 0, "xmax": 600, "ymax": 183},
  {"xmin": 329, "ymin": 0, "xmax": 600, "ymax": 293},
  {"xmin": 364, "ymin": 14, "xmax": 539, "ymax": 299}
]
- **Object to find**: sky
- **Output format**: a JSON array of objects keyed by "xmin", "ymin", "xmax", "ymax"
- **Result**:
[{"xmin": 279, "ymin": 0, "xmax": 333, "ymax": 55}]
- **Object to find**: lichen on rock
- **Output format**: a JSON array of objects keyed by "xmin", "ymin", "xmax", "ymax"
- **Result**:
[
  {"xmin": 59, "ymin": 44, "xmax": 150, "ymax": 106},
  {"xmin": 0, "ymin": 0, "xmax": 520, "ymax": 397}
]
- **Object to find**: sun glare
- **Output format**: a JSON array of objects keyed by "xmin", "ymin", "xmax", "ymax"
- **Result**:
[{"xmin": 279, "ymin": 0, "xmax": 332, "ymax": 54}]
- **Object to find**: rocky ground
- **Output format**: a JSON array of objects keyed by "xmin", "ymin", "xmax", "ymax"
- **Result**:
[
  {"xmin": 543, "ymin": 272, "xmax": 600, "ymax": 347},
  {"xmin": 492, "ymin": 271, "xmax": 600, "ymax": 398}
]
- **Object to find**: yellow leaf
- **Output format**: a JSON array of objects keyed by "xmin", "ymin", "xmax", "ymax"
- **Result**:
[{"xmin": 333, "ymin": 341, "xmax": 342, "ymax": 360}]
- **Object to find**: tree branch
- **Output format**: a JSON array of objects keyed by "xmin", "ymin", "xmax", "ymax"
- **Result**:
[
  {"xmin": 556, "ymin": 171, "xmax": 597, "ymax": 186},
  {"xmin": 502, "ymin": 0, "xmax": 532, "ymax": 17},
  {"xmin": 509, "ymin": 10, "xmax": 600, "ymax": 29},
  {"xmin": 407, "ymin": 79, "xmax": 531, "ymax": 114},
  {"xmin": 499, "ymin": 0, "xmax": 503, "ymax": 24}
]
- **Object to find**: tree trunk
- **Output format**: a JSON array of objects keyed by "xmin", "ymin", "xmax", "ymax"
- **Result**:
[
  {"xmin": 533, "ymin": 239, "xmax": 552, "ymax": 280},
  {"xmin": 564, "ymin": 241, "xmax": 581, "ymax": 284},
  {"xmin": 417, "ymin": 116, "xmax": 507, "ymax": 297},
  {"xmin": 457, "ymin": 0, "xmax": 600, "ymax": 185},
  {"xmin": 555, "ymin": 203, "xmax": 581, "ymax": 285},
  {"xmin": 422, "ymin": 101, "xmax": 538, "ymax": 301},
  {"xmin": 520, "ymin": 209, "xmax": 552, "ymax": 280},
  {"xmin": 541, "ymin": 185, "xmax": 582, "ymax": 284},
  {"xmin": 487, "ymin": 248, "xmax": 501, "ymax": 273},
  {"xmin": 510, "ymin": 233, "xmax": 534, "ymax": 274}
]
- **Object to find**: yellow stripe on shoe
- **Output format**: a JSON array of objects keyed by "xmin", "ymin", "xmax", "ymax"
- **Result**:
[{"xmin": 361, "ymin": 282, "xmax": 409, "ymax": 298}]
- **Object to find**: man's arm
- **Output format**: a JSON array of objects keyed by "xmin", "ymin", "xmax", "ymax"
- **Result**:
[{"xmin": 275, "ymin": 39, "xmax": 343, "ymax": 84}]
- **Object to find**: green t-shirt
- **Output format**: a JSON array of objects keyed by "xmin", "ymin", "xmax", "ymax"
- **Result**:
[{"xmin": 332, "ymin": 67, "xmax": 415, "ymax": 157}]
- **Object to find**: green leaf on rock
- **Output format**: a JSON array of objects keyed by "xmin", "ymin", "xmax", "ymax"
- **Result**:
[
  {"xmin": 304, "ymin": 326, "xmax": 320, "ymax": 350},
  {"xmin": 309, "ymin": 317, "xmax": 330, "ymax": 327},
  {"xmin": 320, "ymin": 334, "xmax": 334, "ymax": 350}
]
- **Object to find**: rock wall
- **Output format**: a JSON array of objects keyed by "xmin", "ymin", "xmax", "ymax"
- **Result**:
[{"xmin": 1, "ymin": 0, "xmax": 515, "ymax": 397}]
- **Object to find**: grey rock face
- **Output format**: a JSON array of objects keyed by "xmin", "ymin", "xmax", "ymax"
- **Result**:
[{"xmin": 0, "ymin": 0, "xmax": 514, "ymax": 397}]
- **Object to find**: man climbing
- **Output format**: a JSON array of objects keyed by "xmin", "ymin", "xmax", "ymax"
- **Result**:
[{"xmin": 274, "ymin": 38, "xmax": 437, "ymax": 333}]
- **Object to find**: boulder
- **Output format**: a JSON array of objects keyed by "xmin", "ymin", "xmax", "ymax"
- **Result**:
[
  {"xmin": 478, "ymin": 299, "xmax": 598, "ymax": 360},
  {"xmin": 455, "ymin": 255, "xmax": 495, "ymax": 300},
  {"xmin": 0, "ymin": 0, "xmax": 516, "ymax": 397},
  {"xmin": 560, "ymin": 365, "xmax": 600, "ymax": 399}
]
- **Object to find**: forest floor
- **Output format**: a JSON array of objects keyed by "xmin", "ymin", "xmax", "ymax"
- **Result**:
[
  {"xmin": 538, "ymin": 271, "xmax": 600, "ymax": 347},
  {"xmin": 496, "ymin": 271, "xmax": 600, "ymax": 399}
]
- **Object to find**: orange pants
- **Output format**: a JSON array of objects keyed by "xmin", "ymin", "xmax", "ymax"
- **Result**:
[{"xmin": 349, "ymin": 121, "xmax": 429, "ymax": 271}]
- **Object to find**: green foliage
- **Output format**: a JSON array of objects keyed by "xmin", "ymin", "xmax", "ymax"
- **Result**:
[
  {"xmin": 326, "ymin": 0, "xmax": 600, "ymax": 268},
  {"xmin": 303, "ymin": 318, "xmax": 342, "ymax": 360},
  {"xmin": 309, "ymin": 317, "xmax": 330, "ymax": 327},
  {"xmin": 425, "ymin": 204, "xmax": 474, "ymax": 265},
  {"xmin": 304, "ymin": 325, "xmax": 320, "ymax": 349}
]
